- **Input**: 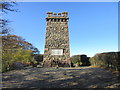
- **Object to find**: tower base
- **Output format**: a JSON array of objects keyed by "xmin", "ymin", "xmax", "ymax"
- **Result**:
[{"xmin": 43, "ymin": 60, "xmax": 71, "ymax": 67}]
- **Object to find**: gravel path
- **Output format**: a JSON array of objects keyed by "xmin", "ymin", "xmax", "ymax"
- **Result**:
[{"xmin": 2, "ymin": 66, "xmax": 120, "ymax": 88}]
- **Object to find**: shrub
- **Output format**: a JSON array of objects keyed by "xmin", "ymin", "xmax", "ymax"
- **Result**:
[
  {"xmin": 80, "ymin": 55, "xmax": 91, "ymax": 66},
  {"xmin": 70, "ymin": 55, "xmax": 80, "ymax": 65},
  {"xmin": 2, "ymin": 49, "xmax": 32, "ymax": 72},
  {"xmin": 90, "ymin": 52, "xmax": 119, "ymax": 71},
  {"xmin": 34, "ymin": 54, "xmax": 43, "ymax": 63}
]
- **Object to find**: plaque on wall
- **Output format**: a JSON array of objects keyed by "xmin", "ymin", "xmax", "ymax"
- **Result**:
[{"xmin": 51, "ymin": 49, "xmax": 63, "ymax": 55}]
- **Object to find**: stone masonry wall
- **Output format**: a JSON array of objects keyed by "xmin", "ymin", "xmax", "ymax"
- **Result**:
[{"xmin": 43, "ymin": 12, "xmax": 71, "ymax": 67}]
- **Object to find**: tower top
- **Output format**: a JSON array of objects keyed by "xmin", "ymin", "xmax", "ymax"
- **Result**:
[{"xmin": 46, "ymin": 12, "xmax": 68, "ymax": 17}]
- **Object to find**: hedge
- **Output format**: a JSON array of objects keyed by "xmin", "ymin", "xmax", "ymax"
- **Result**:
[{"xmin": 90, "ymin": 52, "xmax": 120, "ymax": 71}]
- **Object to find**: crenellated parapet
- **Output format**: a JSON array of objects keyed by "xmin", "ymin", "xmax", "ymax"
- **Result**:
[
  {"xmin": 46, "ymin": 12, "xmax": 69, "ymax": 22},
  {"xmin": 46, "ymin": 12, "xmax": 68, "ymax": 17}
]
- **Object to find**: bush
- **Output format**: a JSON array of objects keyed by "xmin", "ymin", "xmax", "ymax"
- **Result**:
[
  {"xmin": 2, "ymin": 49, "xmax": 32, "ymax": 72},
  {"xmin": 70, "ymin": 54, "xmax": 91, "ymax": 67},
  {"xmin": 34, "ymin": 54, "xmax": 43, "ymax": 63},
  {"xmin": 30, "ymin": 60, "xmax": 37, "ymax": 67},
  {"xmin": 11, "ymin": 62, "xmax": 24, "ymax": 70},
  {"xmin": 90, "ymin": 52, "xmax": 120, "ymax": 71},
  {"xmin": 2, "ymin": 35, "xmax": 39, "ymax": 72},
  {"xmin": 70, "ymin": 55, "xmax": 80, "ymax": 65},
  {"xmin": 80, "ymin": 55, "xmax": 91, "ymax": 66}
]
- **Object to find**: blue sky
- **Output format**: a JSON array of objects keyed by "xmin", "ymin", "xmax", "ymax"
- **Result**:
[{"xmin": 4, "ymin": 2, "xmax": 118, "ymax": 57}]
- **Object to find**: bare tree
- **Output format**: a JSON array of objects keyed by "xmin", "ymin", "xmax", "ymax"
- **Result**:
[{"xmin": 0, "ymin": 0, "xmax": 17, "ymax": 35}]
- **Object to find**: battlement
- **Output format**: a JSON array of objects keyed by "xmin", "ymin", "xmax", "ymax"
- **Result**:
[
  {"xmin": 46, "ymin": 12, "xmax": 68, "ymax": 17},
  {"xmin": 46, "ymin": 12, "xmax": 69, "ymax": 22}
]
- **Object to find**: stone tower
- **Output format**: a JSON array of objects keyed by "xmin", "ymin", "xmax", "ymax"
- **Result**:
[{"xmin": 43, "ymin": 12, "xmax": 71, "ymax": 67}]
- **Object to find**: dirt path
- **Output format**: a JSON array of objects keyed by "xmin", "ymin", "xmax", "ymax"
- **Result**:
[{"xmin": 2, "ymin": 66, "xmax": 120, "ymax": 88}]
